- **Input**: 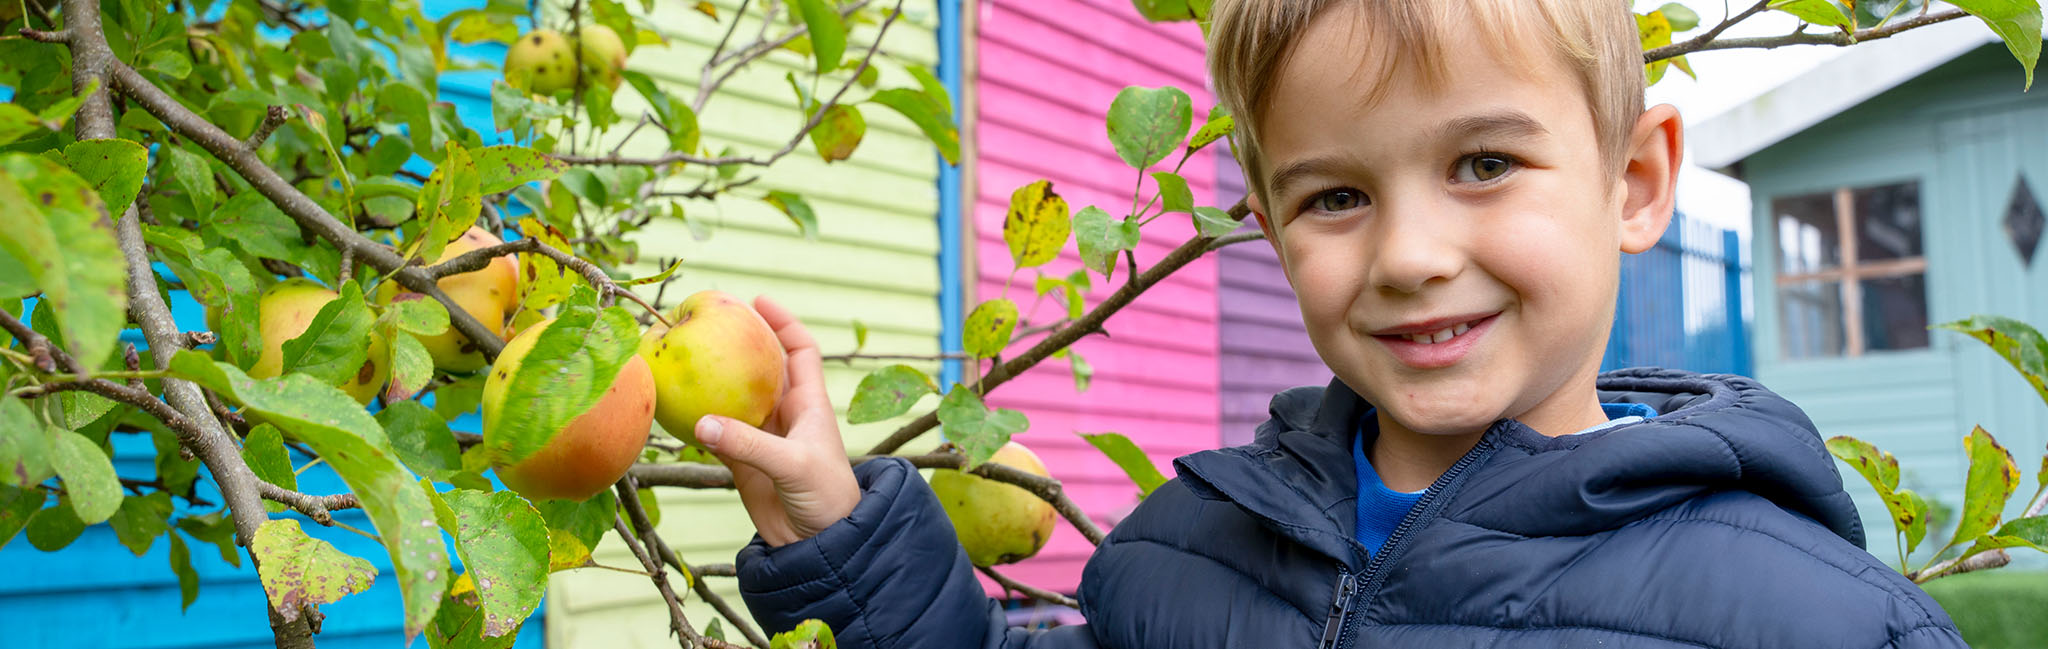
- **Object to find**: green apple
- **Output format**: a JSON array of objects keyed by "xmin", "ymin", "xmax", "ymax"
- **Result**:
[
  {"xmin": 930, "ymin": 442, "xmax": 1058, "ymax": 567},
  {"xmin": 375, "ymin": 227, "xmax": 519, "ymax": 373},
  {"xmin": 248, "ymin": 279, "xmax": 389, "ymax": 405},
  {"xmin": 576, "ymin": 24, "xmax": 628, "ymax": 92},
  {"xmin": 505, "ymin": 29, "xmax": 577, "ymax": 95},
  {"xmin": 639, "ymin": 290, "xmax": 786, "ymax": 447},
  {"xmin": 482, "ymin": 317, "xmax": 657, "ymax": 501}
]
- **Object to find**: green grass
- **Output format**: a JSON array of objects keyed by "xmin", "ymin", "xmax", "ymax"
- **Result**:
[{"xmin": 1921, "ymin": 570, "xmax": 2048, "ymax": 648}]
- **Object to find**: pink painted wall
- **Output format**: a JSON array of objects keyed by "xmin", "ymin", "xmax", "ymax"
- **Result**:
[{"xmin": 971, "ymin": 0, "xmax": 1223, "ymax": 596}]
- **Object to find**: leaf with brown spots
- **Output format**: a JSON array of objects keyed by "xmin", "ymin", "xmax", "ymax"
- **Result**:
[
  {"xmin": 0, "ymin": 153, "xmax": 129, "ymax": 370},
  {"xmin": 252, "ymin": 519, "xmax": 378, "ymax": 623},
  {"xmin": 963, "ymin": 298, "xmax": 1019, "ymax": 359},
  {"xmin": 808, "ymin": 104, "xmax": 866, "ymax": 163},
  {"xmin": 441, "ymin": 490, "xmax": 549, "ymax": 637},
  {"xmin": 473, "ymin": 145, "xmax": 566, "ymax": 195},
  {"xmin": 1938, "ymin": 315, "xmax": 2048, "ymax": 408},
  {"xmin": 848, "ymin": 365, "xmax": 938, "ymax": 424},
  {"xmin": 515, "ymin": 218, "xmax": 576, "ymax": 311},
  {"xmin": 1957, "ymin": 426, "xmax": 2020, "ymax": 546},
  {"xmin": 1003, "ymin": 180, "xmax": 1070, "ymax": 269}
]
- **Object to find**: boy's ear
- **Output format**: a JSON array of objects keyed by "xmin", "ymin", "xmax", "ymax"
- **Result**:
[
  {"xmin": 1248, "ymin": 192, "xmax": 1283, "ymax": 260},
  {"xmin": 1617, "ymin": 104, "xmax": 1683, "ymax": 254}
]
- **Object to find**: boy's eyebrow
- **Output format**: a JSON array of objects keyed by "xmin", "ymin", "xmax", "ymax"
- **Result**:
[{"xmin": 1266, "ymin": 111, "xmax": 1551, "ymax": 202}]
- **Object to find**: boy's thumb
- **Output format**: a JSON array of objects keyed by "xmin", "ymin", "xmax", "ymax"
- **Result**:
[{"xmin": 695, "ymin": 416, "xmax": 792, "ymax": 476}]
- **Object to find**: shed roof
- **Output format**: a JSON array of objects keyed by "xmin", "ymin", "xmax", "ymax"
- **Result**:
[{"xmin": 1690, "ymin": 17, "xmax": 1995, "ymax": 175}]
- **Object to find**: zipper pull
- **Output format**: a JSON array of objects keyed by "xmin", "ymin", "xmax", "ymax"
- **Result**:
[{"xmin": 1318, "ymin": 572, "xmax": 1357, "ymax": 649}]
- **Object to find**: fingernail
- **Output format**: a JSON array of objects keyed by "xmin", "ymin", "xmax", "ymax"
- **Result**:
[{"xmin": 696, "ymin": 417, "xmax": 723, "ymax": 447}]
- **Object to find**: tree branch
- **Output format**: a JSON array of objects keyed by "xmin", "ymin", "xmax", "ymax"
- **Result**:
[
  {"xmin": 979, "ymin": 566, "xmax": 1079, "ymax": 609},
  {"xmin": 1645, "ymin": 6, "xmax": 1969, "ymax": 62},
  {"xmin": 256, "ymin": 481, "xmax": 361, "ymax": 526},
  {"xmin": 863, "ymin": 198, "xmax": 1253, "ymax": 456},
  {"xmin": 427, "ymin": 236, "xmax": 670, "ymax": 325},
  {"xmin": 614, "ymin": 480, "xmax": 750, "ymax": 649},
  {"xmin": 98, "ymin": 61, "xmax": 507, "ymax": 360},
  {"xmin": 1912, "ymin": 548, "xmax": 2011, "ymax": 584},
  {"xmin": 244, "ymin": 105, "xmax": 288, "ymax": 149},
  {"xmin": 0, "ymin": 309, "xmax": 72, "ymax": 373}
]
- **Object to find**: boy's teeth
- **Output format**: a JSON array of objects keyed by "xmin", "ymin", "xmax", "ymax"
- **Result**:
[{"xmin": 1403, "ymin": 321, "xmax": 1475, "ymax": 345}]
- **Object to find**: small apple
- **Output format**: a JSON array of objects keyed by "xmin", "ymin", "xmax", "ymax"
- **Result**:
[
  {"xmin": 375, "ymin": 227, "xmax": 519, "ymax": 373},
  {"xmin": 576, "ymin": 24, "xmax": 628, "ymax": 92},
  {"xmin": 505, "ymin": 29, "xmax": 577, "ymax": 95},
  {"xmin": 929, "ymin": 442, "xmax": 1058, "ymax": 567},
  {"xmin": 248, "ymin": 279, "xmax": 389, "ymax": 405},
  {"xmin": 639, "ymin": 290, "xmax": 786, "ymax": 447},
  {"xmin": 482, "ymin": 317, "xmax": 657, "ymax": 501}
]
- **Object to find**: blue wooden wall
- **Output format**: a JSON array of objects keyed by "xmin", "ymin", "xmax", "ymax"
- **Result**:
[{"xmin": 0, "ymin": 1, "xmax": 548, "ymax": 645}]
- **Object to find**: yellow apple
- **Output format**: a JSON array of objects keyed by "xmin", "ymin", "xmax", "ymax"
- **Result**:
[
  {"xmin": 638, "ymin": 290, "xmax": 786, "ymax": 447},
  {"xmin": 482, "ymin": 317, "xmax": 657, "ymax": 501},
  {"xmin": 248, "ymin": 279, "xmax": 389, "ymax": 405},
  {"xmin": 576, "ymin": 24, "xmax": 627, "ymax": 92},
  {"xmin": 375, "ymin": 227, "xmax": 519, "ymax": 373},
  {"xmin": 504, "ymin": 29, "xmax": 577, "ymax": 95},
  {"xmin": 929, "ymin": 442, "xmax": 1058, "ymax": 567}
]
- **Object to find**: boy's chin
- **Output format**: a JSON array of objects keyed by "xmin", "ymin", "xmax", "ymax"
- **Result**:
[{"xmin": 1377, "ymin": 400, "xmax": 1502, "ymax": 437}]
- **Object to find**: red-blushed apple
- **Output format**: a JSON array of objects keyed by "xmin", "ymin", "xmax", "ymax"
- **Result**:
[
  {"xmin": 639, "ymin": 290, "xmax": 787, "ymax": 448},
  {"xmin": 929, "ymin": 441, "xmax": 1058, "ymax": 567},
  {"xmin": 481, "ymin": 317, "xmax": 657, "ymax": 501},
  {"xmin": 246, "ymin": 279, "xmax": 389, "ymax": 405},
  {"xmin": 375, "ymin": 226, "xmax": 519, "ymax": 373}
]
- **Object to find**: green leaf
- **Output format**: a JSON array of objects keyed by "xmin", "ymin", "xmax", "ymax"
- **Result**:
[
  {"xmin": 1969, "ymin": 515, "xmax": 2048, "ymax": 554},
  {"xmin": 252, "ymin": 518, "xmax": 379, "ymax": 621},
  {"xmin": 1892, "ymin": 488, "xmax": 1932, "ymax": 554},
  {"xmin": 168, "ymin": 533, "xmax": 201, "ymax": 611},
  {"xmin": 1003, "ymin": 180, "xmax": 1071, "ymax": 269},
  {"xmin": 473, "ymin": 145, "xmax": 566, "ymax": 195},
  {"xmin": 295, "ymin": 105, "xmax": 355, "ymax": 224},
  {"xmin": 1826, "ymin": 435, "xmax": 1900, "ymax": 492},
  {"xmin": 436, "ymin": 375, "xmax": 488, "ymax": 422},
  {"xmin": 385, "ymin": 332, "xmax": 436, "ymax": 403},
  {"xmin": 1187, "ymin": 109, "xmax": 1233, "ymax": 155},
  {"xmin": 852, "ymin": 319, "xmax": 870, "ymax": 352},
  {"xmin": 765, "ymin": 190, "xmax": 820, "ymax": 239},
  {"xmin": 809, "ymin": 104, "xmax": 866, "ymax": 162},
  {"xmin": 0, "ymin": 485, "xmax": 42, "ymax": 550},
  {"xmin": 963, "ymin": 298, "xmax": 1020, "ymax": 359},
  {"xmin": 621, "ymin": 259, "xmax": 684, "ymax": 287},
  {"xmin": 1152, "ymin": 172, "xmax": 1192, "ymax": 214},
  {"xmin": 1938, "ymin": 315, "xmax": 2048, "ymax": 408},
  {"xmin": 1192, "ymin": 206, "xmax": 1242, "ymax": 238},
  {"xmin": 183, "ymin": 247, "xmax": 263, "ymax": 367},
  {"xmin": 1066, "ymin": 348, "xmax": 1093, "ymax": 392},
  {"xmin": 0, "ymin": 103, "xmax": 50, "ymax": 147},
  {"xmin": 244, "ymin": 424, "xmax": 296, "ymax": 513},
  {"xmin": 792, "ymin": 0, "xmax": 846, "ymax": 74},
  {"xmin": 480, "ymin": 306, "xmax": 641, "ymax": 467},
  {"xmin": 1659, "ymin": 2, "xmax": 1702, "ymax": 31},
  {"xmin": 516, "ymin": 219, "xmax": 577, "ymax": 312},
  {"xmin": 1948, "ymin": 0, "xmax": 2043, "ymax": 89},
  {"xmin": 1106, "ymin": 86, "xmax": 1194, "ymax": 170},
  {"xmin": 61, "ymin": 139, "xmax": 149, "ymax": 212},
  {"xmin": 413, "ymin": 141, "xmax": 483, "ymax": 265},
  {"xmin": 867, "ymin": 88, "xmax": 960, "ymax": 165},
  {"xmin": 441, "ymin": 490, "xmax": 549, "ymax": 637},
  {"xmin": 0, "ymin": 154, "xmax": 129, "ymax": 370},
  {"xmin": 0, "ymin": 396, "xmax": 54, "ymax": 488},
  {"xmin": 48, "ymin": 430, "xmax": 122, "ymax": 525},
  {"xmin": 1956, "ymin": 425, "xmax": 2021, "ymax": 545},
  {"xmin": 109, "ymin": 491, "xmax": 173, "ymax": 555},
  {"xmin": 847, "ymin": 365, "xmax": 938, "ymax": 424},
  {"xmin": 1073, "ymin": 206, "xmax": 1141, "ymax": 281},
  {"xmin": 1079, "ymin": 432, "xmax": 1168, "ymax": 498},
  {"xmin": 178, "ymin": 513, "xmax": 243, "ymax": 568},
  {"xmin": 770, "ymin": 619, "xmax": 838, "ymax": 649},
  {"xmin": 169, "ymin": 350, "xmax": 448, "ymax": 637},
  {"xmin": 278, "ymin": 280, "xmax": 376, "ymax": 387},
  {"xmin": 534, "ymin": 491, "xmax": 616, "ymax": 572},
  {"xmin": 379, "ymin": 401, "xmax": 462, "ymax": 481},
  {"xmin": 381, "ymin": 296, "xmax": 453, "ymax": 337},
  {"xmin": 26, "ymin": 495, "xmax": 86, "ymax": 551},
  {"xmin": 937, "ymin": 385, "xmax": 1028, "ymax": 467},
  {"xmin": 159, "ymin": 144, "xmax": 217, "ymax": 217},
  {"xmin": 1768, "ymin": 0, "xmax": 1853, "ymax": 27}
]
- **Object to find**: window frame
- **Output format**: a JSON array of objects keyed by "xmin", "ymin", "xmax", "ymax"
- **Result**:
[{"xmin": 1774, "ymin": 184, "xmax": 1930, "ymax": 358}]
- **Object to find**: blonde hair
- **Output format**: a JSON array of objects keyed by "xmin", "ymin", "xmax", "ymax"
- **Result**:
[{"xmin": 1207, "ymin": 0, "xmax": 1645, "ymax": 207}]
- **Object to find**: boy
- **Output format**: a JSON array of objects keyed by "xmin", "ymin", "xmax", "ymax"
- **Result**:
[{"xmin": 695, "ymin": 0, "xmax": 1967, "ymax": 646}]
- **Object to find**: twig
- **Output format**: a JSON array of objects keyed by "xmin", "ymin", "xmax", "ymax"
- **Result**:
[
  {"xmin": 255, "ymin": 481, "xmax": 361, "ymax": 526},
  {"xmin": 336, "ymin": 245, "xmax": 354, "ymax": 285},
  {"xmin": 820, "ymin": 351, "xmax": 973, "ymax": 363},
  {"xmin": 1912, "ymin": 549, "xmax": 2011, "ymax": 584},
  {"xmin": 694, "ymin": 0, "xmax": 874, "ymax": 113},
  {"xmin": 863, "ymin": 198, "xmax": 1254, "ymax": 457},
  {"xmin": 1645, "ymin": 7, "xmax": 1969, "ymax": 62},
  {"xmin": 0, "ymin": 309, "xmax": 72, "ymax": 373},
  {"xmin": 244, "ymin": 105, "xmax": 288, "ymax": 149},
  {"xmin": 183, "ymin": 330, "xmax": 219, "ymax": 348},
  {"xmin": 426, "ymin": 237, "xmax": 672, "ymax": 326},
  {"xmin": 979, "ymin": 566, "xmax": 1080, "ymax": 609}
]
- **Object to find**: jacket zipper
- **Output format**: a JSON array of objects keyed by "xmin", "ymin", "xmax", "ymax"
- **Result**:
[{"xmin": 1319, "ymin": 436, "xmax": 1500, "ymax": 649}]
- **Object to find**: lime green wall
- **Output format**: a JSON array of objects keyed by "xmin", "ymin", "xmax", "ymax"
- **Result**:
[{"xmin": 543, "ymin": 1, "xmax": 946, "ymax": 645}]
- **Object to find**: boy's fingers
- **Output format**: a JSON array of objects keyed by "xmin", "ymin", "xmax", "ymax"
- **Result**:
[
  {"xmin": 696, "ymin": 415, "xmax": 803, "ymax": 484},
  {"xmin": 754, "ymin": 295, "xmax": 833, "ymax": 418},
  {"xmin": 753, "ymin": 296, "xmax": 820, "ymax": 357}
]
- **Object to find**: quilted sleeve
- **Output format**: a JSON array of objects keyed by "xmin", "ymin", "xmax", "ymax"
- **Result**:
[{"xmin": 736, "ymin": 457, "xmax": 1101, "ymax": 649}]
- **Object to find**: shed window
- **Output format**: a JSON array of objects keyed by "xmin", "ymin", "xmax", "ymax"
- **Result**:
[{"xmin": 1773, "ymin": 182, "xmax": 1929, "ymax": 359}]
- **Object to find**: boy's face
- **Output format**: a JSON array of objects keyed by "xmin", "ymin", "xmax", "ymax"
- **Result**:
[{"xmin": 1250, "ymin": 9, "xmax": 1679, "ymax": 437}]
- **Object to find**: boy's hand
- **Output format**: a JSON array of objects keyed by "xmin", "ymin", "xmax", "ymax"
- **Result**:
[{"xmin": 692, "ymin": 296, "xmax": 861, "ymax": 547}]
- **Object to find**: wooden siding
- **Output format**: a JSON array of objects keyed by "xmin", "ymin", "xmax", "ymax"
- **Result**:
[
  {"xmin": 970, "ymin": 0, "xmax": 1222, "ymax": 595},
  {"xmin": 1211, "ymin": 147, "xmax": 1330, "ymax": 448},
  {"xmin": 1744, "ymin": 45, "xmax": 2048, "ymax": 567},
  {"xmin": 542, "ymin": 0, "xmax": 951, "ymax": 645}
]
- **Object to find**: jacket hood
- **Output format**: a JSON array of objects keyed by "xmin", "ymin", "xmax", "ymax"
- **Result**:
[{"xmin": 1173, "ymin": 368, "xmax": 1864, "ymax": 570}]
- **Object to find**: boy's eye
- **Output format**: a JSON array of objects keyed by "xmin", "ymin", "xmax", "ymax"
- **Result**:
[
  {"xmin": 1307, "ymin": 189, "xmax": 1367, "ymax": 213},
  {"xmin": 1454, "ymin": 154, "xmax": 1514, "ymax": 183}
]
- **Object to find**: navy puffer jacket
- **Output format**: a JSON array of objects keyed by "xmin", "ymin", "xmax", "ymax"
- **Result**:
[{"xmin": 735, "ymin": 369, "xmax": 1965, "ymax": 648}]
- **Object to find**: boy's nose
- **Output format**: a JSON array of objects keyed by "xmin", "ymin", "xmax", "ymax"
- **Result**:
[{"xmin": 1369, "ymin": 203, "xmax": 1463, "ymax": 295}]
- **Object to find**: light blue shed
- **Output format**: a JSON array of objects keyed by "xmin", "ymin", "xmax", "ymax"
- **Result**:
[{"xmin": 1695, "ymin": 19, "xmax": 2048, "ymax": 568}]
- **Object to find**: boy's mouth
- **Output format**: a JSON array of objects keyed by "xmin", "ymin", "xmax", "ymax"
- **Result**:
[{"xmin": 1370, "ymin": 313, "xmax": 1498, "ymax": 369}]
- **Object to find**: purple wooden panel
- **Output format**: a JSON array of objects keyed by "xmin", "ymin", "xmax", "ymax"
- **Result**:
[{"xmin": 1215, "ymin": 141, "xmax": 1331, "ymax": 446}]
